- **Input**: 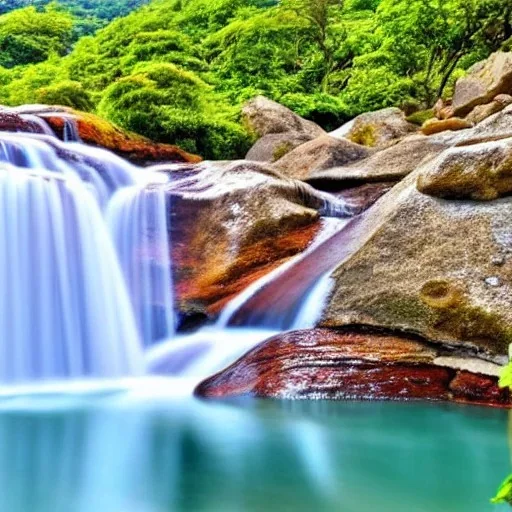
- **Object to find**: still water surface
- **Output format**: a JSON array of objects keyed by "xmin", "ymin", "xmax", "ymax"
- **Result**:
[{"xmin": 0, "ymin": 379, "xmax": 509, "ymax": 512}]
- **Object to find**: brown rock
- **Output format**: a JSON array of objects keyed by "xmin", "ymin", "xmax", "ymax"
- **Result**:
[
  {"xmin": 242, "ymin": 96, "xmax": 325, "ymax": 139},
  {"xmin": 44, "ymin": 111, "xmax": 200, "ymax": 165},
  {"xmin": 322, "ymin": 170, "xmax": 512, "ymax": 357},
  {"xmin": 170, "ymin": 161, "xmax": 351, "ymax": 317},
  {"xmin": 465, "ymin": 94, "xmax": 512, "ymax": 125},
  {"xmin": 195, "ymin": 329, "xmax": 510, "ymax": 406},
  {"xmin": 417, "ymin": 138, "xmax": 512, "ymax": 200},
  {"xmin": 0, "ymin": 111, "xmax": 47, "ymax": 134},
  {"xmin": 452, "ymin": 52, "xmax": 512, "ymax": 117},
  {"xmin": 421, "ymin": 117, "xmax": 473, "ymax": 136},
  {"xmin": 273, "ymin": 135, "xmax": 369, "ymax": 181},
  {"xmin": 346, "ymin": 107, "xmax": 418, "ymax": 148},
  {"xmin": 246, "ymin": 132, "xmax": 314, "ymax": 162}
]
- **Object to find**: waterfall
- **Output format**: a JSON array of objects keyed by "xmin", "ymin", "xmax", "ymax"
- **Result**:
[
  {"xmin": 107, "ymin": 186, "xmax": 175, "ymax": 347},
  {"xmin": 0, "ymin": 130, "xmax": 175, "ymax": 384},
  {"xmin": 19, "ymin": 114, "xmax": 56, "ymax": 137},
  {"xmin": 63, "ymin": 118, "xmax": 82, "ymax": 143},
  {"xmin": 0, "ymin": 121, "xmax": 353, "ymax": 387},
  {"xmin": 0, "ymin": 166, "xmax": 144, "ymax": 383}
]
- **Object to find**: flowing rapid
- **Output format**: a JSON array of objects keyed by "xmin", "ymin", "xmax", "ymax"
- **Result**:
[{"xmin": 0, "ymin": 117, "xmax": 354, "ymax": 387}]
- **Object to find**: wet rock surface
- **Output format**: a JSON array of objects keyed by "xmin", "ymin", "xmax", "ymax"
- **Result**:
[
  {"xmin": 196, "ymin": 328, "xmax": 510, "ymax": 407},
  {"xmin": 169, "ymin": 161, "xmax": 353, "ymax": 318}
]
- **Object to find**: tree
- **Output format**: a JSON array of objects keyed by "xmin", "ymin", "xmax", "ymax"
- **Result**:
[
  {"xmin": 281, "ymin": 0, "xmax": 348, "ymax": 92},
  {"xmin": 0, "ymin": 6, "xmax": 73, "ymax": 67}
]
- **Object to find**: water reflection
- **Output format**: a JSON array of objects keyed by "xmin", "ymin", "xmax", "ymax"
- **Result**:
[{"xmin": 0, "ymin": 390, "xmax": 509, "ymax": 512}]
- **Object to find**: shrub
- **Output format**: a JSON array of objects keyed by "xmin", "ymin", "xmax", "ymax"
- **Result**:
[{"xmin": 37, "ymin": 80, "xmax": 94, "ymax": 110}]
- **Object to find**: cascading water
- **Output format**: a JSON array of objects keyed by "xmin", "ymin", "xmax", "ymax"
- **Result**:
[
  {"xmin": 146, "ymin": 217, "xmax": 351, "ymax": 379},
  {"xmin": 0, "ymin": 166, "xmax": 143, "ymax": 383},
  {"xmin": 0, "ymin": 133, "xmax": 137, "ymax": 207},
  {"xmin": 107, "ymin": 186, "xmax": 175, "ymax": 347},
  {"xmin": 63, "ymin": 118, "xmax": 82, "ymax": 143},
  {"xmin": 0, "ymin": 130, "xmax": 173, "ymax": 384}
]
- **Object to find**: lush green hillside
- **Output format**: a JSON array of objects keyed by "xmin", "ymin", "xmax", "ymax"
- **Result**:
[
  {"xmin": 0, "ymin": 0, "xmax": 511, "ymax": 158},
  {"xmin": 0, "ymin": 0, "xmax": 149, "ymax": 19},
  {"xmin": 0, "ymin": 1, "xmax": 151, "ymax": 39}
]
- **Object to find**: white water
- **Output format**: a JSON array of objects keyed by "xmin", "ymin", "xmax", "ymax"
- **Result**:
[
  {"xmin": 0, "ymin": 166, "xmax": 143, "ymax": 383},
  {"xmin": 19, "ymin": 114, "xmax": 57, "ymax": 137},
  {"xmin": 147, "ymin": 218, "xmax": 348, "ymax": 376},
  {"xmin": 108, "ymin": 186, "xmax": 175, "ymax": 347},
  {"xmin": 217, "ymin": 218, "xmax": 347, "ymax": 329},
  {"xmin": 291, "ymin": 271, "xmax": 336, "ymax": 330},
  {"xmin": 0, "ymin": 130, "xmax": 171, "ymax": 383}
]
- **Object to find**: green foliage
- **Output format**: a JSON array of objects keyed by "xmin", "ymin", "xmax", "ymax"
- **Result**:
[
  {"xmin": 406, "ymin": 109, "xmax": 435, "ymax": 126},
  {"xmin": 492, "ymin": 474, "xmax": 512, "ymax": 506},
  {"xmin": 0, "ymin": 6, "xmax": 73, "ymax": 67},
  {"xmin": 279, "ymin": 92, "xmax": 349, "ymax": 130},
  {"xmin": 98, "ymin": 63, "xmax": 252, "ymax": 159},
  {"xmin": 36, "ymin": 79, "xmax": 93, "ymax": 110},
  {"xmin": 1, "ymin": 0, "xmax": 512, "ymax": 158}
]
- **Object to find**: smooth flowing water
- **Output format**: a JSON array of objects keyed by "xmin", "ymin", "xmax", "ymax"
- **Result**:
[
  {"xmin": 108, "ymin": 186, "xmax": 175, "ymax": 346},
  {"xmin": 0, "ymin": 167, "xmax": 143, "ymax": 382},
  {"xmin": 0, "ymin": 385, "xmax": 508, "ymax": 512}
]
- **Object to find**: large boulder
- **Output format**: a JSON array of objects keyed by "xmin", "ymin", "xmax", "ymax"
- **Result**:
[
  {"xmin": 306, "ymin": 134, "xmax": 450, "ymax": 187},
  {"xmin": 245, "ymin": 132, "xmax": 314, "ymax": 162},
  {"xmin": 196, "ymin": 329, "xmax": 510, "ymax": 406},
  {"xmin": 321, "ymin": 171, "xmax": 512, "ymax": 359},
  {"xmin": 242, "ymin": 96, "xmax": 325, "ymax": 139},
  {"xmin": 169, "ymin": 161, "xmax": 352, "ymax": 318},
  {"xmin": 345, "ymin": 107, "xmax": 417, "ymax": 148},
  {"xmin": 452, "ymin": 52, "xmax": 512, "ymax": 117},
  {"xmin": 273, "ymin": 135, "xmax": 369, "ymax": 181},
  {"xmin": 417, "ymin": 138, "xmax": 512, "ymax": 200}
]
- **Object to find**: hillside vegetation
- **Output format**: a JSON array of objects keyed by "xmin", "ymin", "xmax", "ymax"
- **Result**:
[{"xmin": 1, "ymin": 0, "xmax": 511, "ymax": 158}]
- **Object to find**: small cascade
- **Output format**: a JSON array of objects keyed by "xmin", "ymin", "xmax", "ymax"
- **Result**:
[
  {"xmin": 63, "ymin": 117, "xmax": 82, "ymax": 143},
  {"xmin": 19, "ymin": 114, "xmax": 56, "ymax": 137},
  {"xmin": 219, "ymin": 217, "xmax": 351, "ymax": 330},
  {"xmin": 0, "ymin": 167, "xmax": 144, "ymax": 383},
  {"xmin": 291, "ymin": 271, "xmax": 335, "ymax": 330},
  {"xmin": 147, "ymin": 328, "xmax": 278, "ymax": 379},
  {"xmin": 107, "ymin": 186, "xmax": 175, "ymax": 347},
  {"xmin": 147, "ymin": 218, "xmax": 351, "ymax": 378}
]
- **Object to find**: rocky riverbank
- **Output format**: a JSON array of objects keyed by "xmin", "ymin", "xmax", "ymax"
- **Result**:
[{"xmin": 5, "ymin": 50, "xmax": 512, "ymax": 406}]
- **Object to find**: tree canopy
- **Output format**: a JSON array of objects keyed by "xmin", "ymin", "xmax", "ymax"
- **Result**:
[{"xmin": 1, "ymin": 0, "xmax": 512, "ymax": 158}]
